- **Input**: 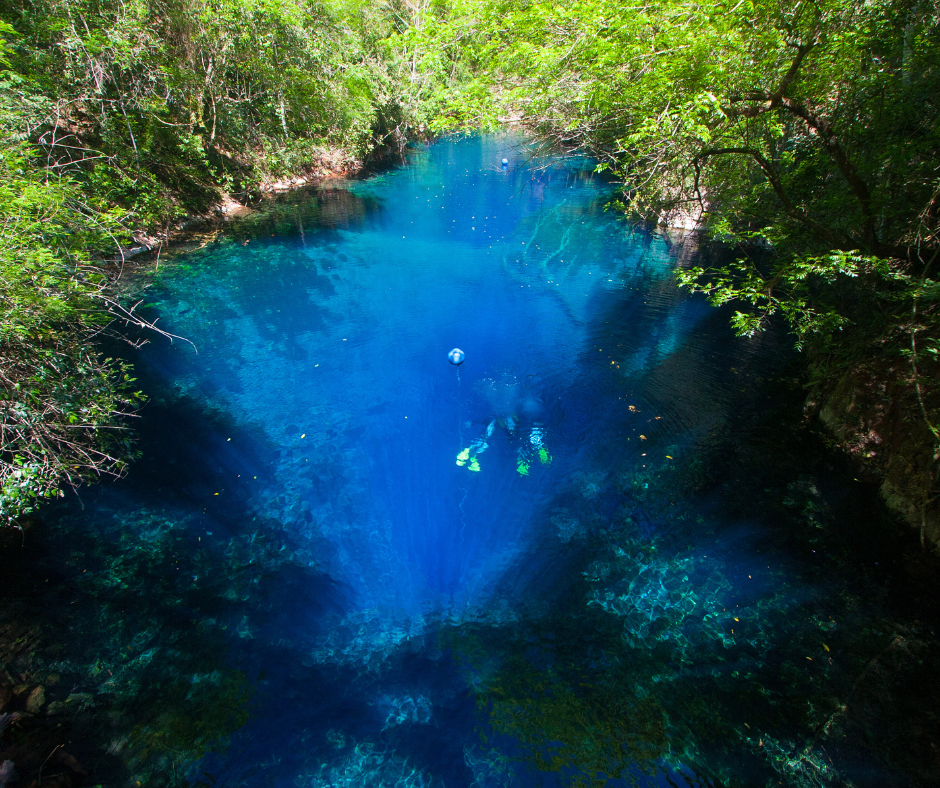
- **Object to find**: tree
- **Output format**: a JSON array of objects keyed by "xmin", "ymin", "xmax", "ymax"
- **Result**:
[
  {"xmin": 0, "ymin": 142, "xmax": 147, "ymax": 523},
  {"xmin": 426, "ymin": 0, "xmax": 938, "ymax": 332}
]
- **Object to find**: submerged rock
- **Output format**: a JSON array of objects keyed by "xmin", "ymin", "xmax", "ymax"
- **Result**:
[
  {"xmin": 24, "ymin": 685, "xmax": 45, "ymax": 714},
  {"xmin": 0, "ymin": 760, "xmax": 18, "ymax": 788}
]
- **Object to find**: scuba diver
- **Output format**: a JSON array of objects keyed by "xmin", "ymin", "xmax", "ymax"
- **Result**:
[
  {"xmin": 455, "ymin": 421, "xmax": 492, "ymax": 473},
  {"xmin": 516, "ymin": 423, "xmax": 552, "ymax": 476},
  {"xmin": 455, "ymin": 373, "xmax": 552, "ymax": 475},
  {"xmin": 456, "ymin": 417, "xmax": 551, "ymax": 475}
]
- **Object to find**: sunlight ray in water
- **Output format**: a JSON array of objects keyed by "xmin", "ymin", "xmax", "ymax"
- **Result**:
[{"xmin": 140, "ymin": 135, "xmax": 692, "ymax": 635}]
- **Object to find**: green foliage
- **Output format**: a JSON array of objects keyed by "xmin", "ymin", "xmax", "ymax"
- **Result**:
[
  {"xmin": 0, "ymin": 0, "xmax": 475, "ymax": 217},
  {"xmin": 1, "ymin": 0, "xmax": 937, "ymax": 519},
  {"xmin": 424, "ymin": 0, "xmax": 939, "ymax": 330},
  {"xmin": 0, "ymin": 143, "xmax": 142, "ymax": 522},
  {"xmin": 676, "ymin": 251, "xmax": 904, "ymax": 347}
]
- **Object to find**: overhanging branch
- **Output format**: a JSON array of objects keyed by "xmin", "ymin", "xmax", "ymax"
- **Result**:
[
  {"xmin": 692, "ymin": 145, "xmax": 842, "ymax": 246},
  {"xmin": 718, "ymin": 41, "xmax": 937, "ymax": 265}
]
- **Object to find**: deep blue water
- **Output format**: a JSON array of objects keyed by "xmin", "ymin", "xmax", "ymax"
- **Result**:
[{"xmin": 17, "ymin": 134, "xmax": 940, "ymax": 788}]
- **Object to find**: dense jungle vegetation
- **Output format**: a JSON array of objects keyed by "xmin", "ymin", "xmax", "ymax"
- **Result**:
[{"xmin": 1, "ymin": 0, "xmax": 938, "ymax": 537}]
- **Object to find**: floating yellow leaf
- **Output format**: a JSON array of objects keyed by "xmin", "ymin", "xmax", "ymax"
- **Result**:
[
  {"xmin": 823, "ymin": 644, "xmax": 830, "ymax": 652},
  {"xmin": 666, "ymin": 455, "xmax": 673, "ymax": 459},
  {"xmin": 639, "ymin": 435, "xmax": 647, "ymax": 440}
]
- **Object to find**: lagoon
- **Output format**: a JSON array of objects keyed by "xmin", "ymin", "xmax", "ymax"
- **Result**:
[{"xmin": 11, "ymin": 133, "xmax": 939, "ymax": 788}]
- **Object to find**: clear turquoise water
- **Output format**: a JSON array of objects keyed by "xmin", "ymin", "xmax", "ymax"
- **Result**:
[{"xmin": 21, "ymin": 134, "xmax": 940, "ymax": 787}]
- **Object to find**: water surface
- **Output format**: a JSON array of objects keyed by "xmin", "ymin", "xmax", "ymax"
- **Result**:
[{"xmin": 18, "ymin": 134, "xmax": 940, "ymax": 788}]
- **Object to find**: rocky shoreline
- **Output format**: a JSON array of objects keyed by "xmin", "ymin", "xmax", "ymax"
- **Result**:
[
  {"xmin": 113, "ymin": 146, "xmax": 365, "ymax": 265},
  {"xmin": 809, "ymin": 359, "xmax": 940, "ymax": 551},
  {"xmin": 662, "ymin": 229, "xmax": 940, "ymax": 553}
]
